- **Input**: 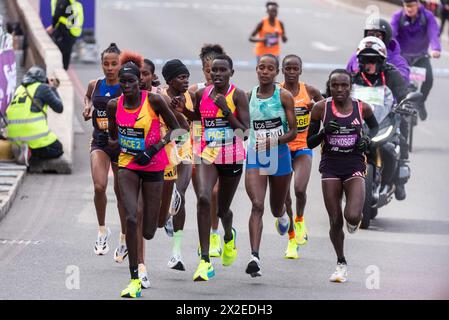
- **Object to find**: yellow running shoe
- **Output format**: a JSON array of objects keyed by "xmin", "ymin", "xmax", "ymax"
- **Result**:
[
  {"xmin": 120, "ymin": 279, "xmax": 142, "ymax": 298},
  {"xmin": 209, "ymin": 233, "xmax": 222, "ymax": 258},
  {"xmin": 284, "ymin": 238, "xmax": 299, "ymax": 259},
  {"xmin": 295, "ymin": 219, "xmax": 308, "ymax": 245},
  {"xmin": 193, "ymin": 259, "xmax": 215, "ymax": 281},
  {"xmin": 222, "ymin": 228, "xmax": 237, "ymax": 266}
]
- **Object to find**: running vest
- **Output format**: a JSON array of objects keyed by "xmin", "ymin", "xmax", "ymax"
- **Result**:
[
  {"xmin": 52, "ymin": 0, "xmax": 84, "ymax": 37},
  {"xmin": 91, "ymin": 78, "xmax": 121, "ymax": 137},
  {"xmin": 161, "ymin": 89, "xmax": 194, "ymax": 163},
  {"xmin": 6, "ymin": 83, "xmax": 58, "ymax": 149},
  {"xmin": 248, "ymin": 85, "xmax": 288, "ymax": 147},
  {"xmin": 196, "ymin": 84, "xmax": 245, "ymax": 164},
  {"xmin": 321, "ymin": 98, "xmax": 364, "ymax": 157},
  {"xmin": 280, "ymin": 82, "xmax": 312, "ymax": 151},
  {"xmin": 116, "ymin": 91, "xmax": 169, "ymax": 172},
  {"xmin": 254, "ymin": 17, "xmax": 283, "ymax": 57}
]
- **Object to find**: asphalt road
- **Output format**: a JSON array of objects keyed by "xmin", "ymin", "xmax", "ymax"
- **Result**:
[{"xmin": 0, "ymin": 0, "xmax": 448, "ymax": 300}]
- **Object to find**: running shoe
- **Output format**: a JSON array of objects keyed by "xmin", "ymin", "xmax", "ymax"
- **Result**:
[
  {"xmin": 209, "ymin": 233, "xmax": 222, "ymax": 258},
  {"xmin": 164, "ymin": 216, "xmax": 174, "ymax": 237},
  {"xmin": 284, "ymin": 238, "xmax": 299, "ymax": 259},
  {"xmin": 329, "ymin": 263, "xmax": 348, "ymax": 283},
  {"xmin": 94, "ymin": 227, "xmax": 111, "ymax": 255},
  {"xmin": 222, "ymin": 228, "xmax": 237, "ymax": 266},
  {"xmin": 294, "ymin": 219, "xmax": 308, "ymax": 245},
  {"xmin": 245, "ymin": 255, "xmax": 262, "ymax": 278},
  {"xmin": 138, "ymin": 266, "xmax": 151, "ymax": 289},
  {"xmin": 113, "ymin": 242, "xmax": 128, "ymax": 263},
  {"xmin": 169, "ymin": 184, "xmax": 182, "ymax": 216},
  {"xmin": 120, "ymin": 279, "xmax": 142, "ymax": 298},
  {"xmin": 168, "ymin": 254, "xmax": 186, "ymax": 271},
  {"xmin": 275, "ymin": 217, "xmax": 290, "ymax": 236},
  {"xmin": 193, "ymin": 260, "xmax": 215, "ymax": 281},
  {"xmin": 346, "ymin": 220, "xmax": 361, "ymax": 234}
]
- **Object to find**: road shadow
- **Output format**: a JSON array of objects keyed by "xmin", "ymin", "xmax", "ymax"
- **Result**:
[{"xmin": 368, "ymin": 217, "xmax": 449, "ymax": 235}]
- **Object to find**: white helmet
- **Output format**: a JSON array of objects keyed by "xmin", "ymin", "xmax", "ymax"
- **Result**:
[{"xmin": 356, "ymin": 36, "xmax": 387, "ymax": 60}]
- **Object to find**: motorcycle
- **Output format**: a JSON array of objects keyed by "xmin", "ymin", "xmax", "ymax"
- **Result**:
[{"xmin": 361, "ymin": 92, "xmax": 422, "ymax": 229}]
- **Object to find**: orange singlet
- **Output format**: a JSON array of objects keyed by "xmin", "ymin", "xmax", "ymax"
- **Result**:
[{"xmin": 254, "ymin": 17, "xmax": 284, "ymax": 57}]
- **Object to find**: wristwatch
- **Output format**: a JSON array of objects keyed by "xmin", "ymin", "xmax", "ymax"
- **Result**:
[{"xmin": 222, "ymin": 108, "xmax": 231, "ymax": 117}]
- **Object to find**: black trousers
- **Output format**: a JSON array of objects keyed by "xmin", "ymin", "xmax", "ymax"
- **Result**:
[
  {"xmin": 52, "ymin": 27, "xmax": 77, "ymax": 70},
  {"xmin": 31, "ymin": 139, "xmax": 64, "ymax": 159},
  {"xmin": 441, "ymin": 9, "xmax": 449, "ymax": 37},
  {"xmin": 408, "ymin": 56, "xmax": 433, "ymax": 102}
]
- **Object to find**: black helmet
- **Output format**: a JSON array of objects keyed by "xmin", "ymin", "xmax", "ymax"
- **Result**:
[
  {"xmin": 364, "ymin": 18, "xmax": 392, "ymax": 46},
  {"xmin": 22, "ymin": 66, "xmax": 47, "ymax": 85}
]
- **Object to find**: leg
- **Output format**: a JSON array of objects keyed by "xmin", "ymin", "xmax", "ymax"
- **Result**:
[
  {"xmin": 416, "ymin": 56, "xmax": 433, "ymax": 102},
  {"xmin": 173, "ymin": 163, "xmax": 192, "ymax": 232},
  {"xmin": 136, "ymin": 192, "xmax": 145, "ymax": 265},
  {"xmin": 210, "ymin": 182, "xmax": 220, "ymax": 230},
  {"xmin": 90, "ymin": 150, "xmax": 110, "ymax": 228},
  {"xmin": 285, "ymin": 189, "xmax": 294, "ymax": 234},
  {"xmin": 292, "ymin": 155, "xmax": 313, "ymax": 219},
  {"xmin": 322, "ymin": 179, "xmax": 345, "ymax": 261},
  {"xmin": 141, "ymin": 180, "xmax": 164, "ymax": 241},
  {"xmin": 268, "ymin": 174, "xmax": 292, "ymax": 218},
  {"xmin": 245, "ymin": 169, "xmax": 268, "ymax": 254},
  {"xmin": 193, "ymin": 163, "xmax": 219, "ymax": 257},
  {"xmin": 342, "ymin": 178, "xmax": 365, "ymax": 226},
  {"xmin": 216, "ymin": 174, "xmax": 242, "ymax": 242},
  {"xmin": 118, "ymin": 169, "xmax": 141, "ymax": 273},
  {"xmin": 158, "ymin": 180, "xmax": 175, "ymax": 228},
  {"xmin": 112, "ymin": 163, "xmax": 127, "ymax": 234}
]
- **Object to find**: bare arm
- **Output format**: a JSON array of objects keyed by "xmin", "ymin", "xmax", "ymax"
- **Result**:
[
  {"xmin": 150, "ymin": 93, "xmax": 181, "ymax": 149},
  {"xmin": 278, "ymin": 88, "xmax": 296, "ymax": 145},
  {"xmin": 361, "ymin": 101, "xmax": 379, "ymax": 139},
  {"xmin": 83, "ymin": 79, "xmax": 96, "ymax": 121},
  {"xmin": 106, "ymin": 98, "xmax": 119, "ymax": 149},
  {"xmin": 307, "ymin": 100, "xmax": 325, "ymax": 149},
  {"xmin": 249, "ymin": 21, "xmax": 264, "ymax": 42},
  {"xmin": 215, "ymin": 88, "xmax": 249, "ymax": 132},
  {"xmin": 280, "ymin": 21, "xmax": 288, "ymax": 42}
]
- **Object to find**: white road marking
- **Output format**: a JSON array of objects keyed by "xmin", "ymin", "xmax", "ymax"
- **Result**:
[{"xmin": 311, "ymin": 41, "xmax": 340, "ymax": 52}]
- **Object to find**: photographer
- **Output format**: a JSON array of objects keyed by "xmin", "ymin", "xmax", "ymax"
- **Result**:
[{"xmin": 6, "ymin": 66, "xmax": 64, "ymax": 165}]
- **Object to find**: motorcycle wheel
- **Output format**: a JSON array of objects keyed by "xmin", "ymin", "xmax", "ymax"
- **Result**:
[{"xmin": 361, "ymin": 164, "xmax": 375, "ymax": 229}]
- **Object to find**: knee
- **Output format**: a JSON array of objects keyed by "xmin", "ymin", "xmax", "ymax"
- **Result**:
[
  {"xmin": 294, "ymin": 189, "xmax": 307, "ymax": 202},
  {"xmin": 251, "ymin": 200, "xmax": 264, "ymax": 216},
  {"xmin": 94, "ymin": 183, "xmax": 107, "ymax": 195},
  {"xmin": 217, "ymin": 209, "xmax": 231, "ymax": 219},
  {"xmin": 126, "ymin": 214, "xmax": 137, "ymax": 227},
  {"xmin": 197, "ymin": 193, "xmax": 211, "ymax": 211},
  {"xmin": 143, "ymin": 230, "xmax": 155, "ymax": 240},
  {"xmin": 329, "ymin": 216, "xmax": 343, "ymax": 232}
]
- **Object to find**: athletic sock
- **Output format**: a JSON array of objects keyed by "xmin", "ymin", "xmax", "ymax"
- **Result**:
[
  {"xmin": 119, "ymin": 232, "xmax": 126, "ymax": 244},
  {"xmin": 296, "ymin": 215, "xmax": 304, "ymax": 223},
  {"xmin": 130, "ymin": 266, "xmax": 139, "ymax": 279},
  {"xmin": 173, "ymin": 230, "xmax": 183, "ymax": 255},
  {"xmin": 211, "ymin": 229, "xmax": 220, "ymax": 235},
  {"xmin": 251, "ymin": 251, "xmax": 259, "ymax": 260},
  {"xmin": 99, "ymin": 226, "xmax": 107, "ymax": 235},
  {"xmin": 138, "ymin": 263, "xmax": 146, "ymax": 274},
  {"xmin": 288, "ymin": 231, "xmax": 295, "ymax": 240},
  {"xmin": 337, "ymin": 257, "xmax": 347, "ymax": 265},
  {"xmin": 201, "ymin": 254, "xmax": 210, "ymax": 263}
]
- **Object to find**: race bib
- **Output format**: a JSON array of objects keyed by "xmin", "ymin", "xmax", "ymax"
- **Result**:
[
  {"xmin": 327, "ymin": 126, "xmax": 358, "ymax": 153},
  {"xmin": 265, "ymin": 33, "xmax": 279, "ymax": 47},
  {"xmin": 118, "ymin": 126, "xmax": 145, "ymax": 156},
  {"xmin": 204, "ymin": 117, "xmax": 234, "ymax": 146},
  {"xmin": 352, "ymin": 86, "xmax": 385, "ymax": 108},
  {"xmin": 95, "ymin": 110, "xmax": 108, "ymax": 130},
  {"xmin": 253, "ymin": 117, "xmax": 284, "ymax": 140},
  {"xmin": 295, "ymin": 107, "xmax": 310, "ymax": 132},
  {"xmin": 410, "ymin": 66, "xmax": 427, "ymax": 83}
]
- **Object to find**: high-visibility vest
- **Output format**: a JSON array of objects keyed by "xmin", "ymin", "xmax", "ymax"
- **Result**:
[
  {"xmin": 6, "ymin": 82, "xmax": 58, "ymax": 149},
  {"xmin": 52, "ymin": 0, "xmax": 84, "ymax": 37}
]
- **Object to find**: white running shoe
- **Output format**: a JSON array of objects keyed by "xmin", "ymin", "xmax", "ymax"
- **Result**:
[
  {"xmin": 138, "ymin": 267, "xmax": 151, "ymax": 289},
  {"xmin": 113, "ymin": 242, "xmax": 128, "ymax": 263},
  {"xmin": 167, "ymin": 254, "xmax": 186, "ymax": 271},
  {"xmin": 169, "ymin": 184, "xmax": 182, "ymax": 216},
  {"xmin": 329, "ymin": 263, "xmax": 348, "ymax": 283},
  {"xmin": 245, "ymin": 255, "xmax": 262, "ymax": 278},
  {"xmin": 94, "ymin": 227, "xmax": 111, "ymax": 255},
  {"xmin": 346, "ymin": 220, "xmax": 361, "ymax": 234},
  {"xmin": 164, "ymin": 216, "xmax": 174, "ymax": 237}
]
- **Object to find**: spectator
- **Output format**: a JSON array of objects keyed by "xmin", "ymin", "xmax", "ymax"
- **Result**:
[
  {"xmin": 46, "ymin": 0, "xmax": 84, "ymax": 70},
  {"xmin": 441, "ymin": 0, "xmax": 449, "ymax": 37},
  {"xmin": 6, "ymin": 66, "xmax": 64, "ymax": 165}
]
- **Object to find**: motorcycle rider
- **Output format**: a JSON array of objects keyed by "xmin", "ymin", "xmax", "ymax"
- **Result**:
[
  {"xmin": 351, "ymin": 37, "xmax": 411, "ymax": 201},
  {"xmin": 391, "ymin": 0, "xmax": 441, "ymax": 121},
  {"xmin": 347, "ymin": 18, "xmax": 410, "ymax": 83}
]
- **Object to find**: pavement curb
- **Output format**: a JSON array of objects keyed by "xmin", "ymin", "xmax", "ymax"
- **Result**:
[{"xmin": 0, "ymin": 163, "xmax": 26, "ymax": 223}]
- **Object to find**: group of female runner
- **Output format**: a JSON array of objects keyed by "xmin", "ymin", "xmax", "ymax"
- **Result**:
[{"xmin": 84, "ymin": 43, "xmax": 378, "ymax": 298}]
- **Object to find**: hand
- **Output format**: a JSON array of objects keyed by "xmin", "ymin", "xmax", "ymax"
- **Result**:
[
  {"xmin": 83, "ymin": 105, "xmax": 92, "ymax": 120},
  {"xmin": 96, "ymin": 132, "xmax": 109, "ymax": 148},
  {"xmin": 282, "ymin": 35, "xmax": 288, "ymax": 43},
  {"xmin": 49, "ymin": 77, "xmax": 60, "ymax": 88},
  {"xmin": 46, "ymin": 26, "xmax": 54, "ymax": 35},
  {"xmin": 356, "ymin": 135, "xmax": 371, "ymax": 152},
  {"xmin": 134, "ymin": 145, "xmax": 158, "ymax": 166},
  {"xmin": 324, "ymin": 120, "xmax": 340, "ymax": 134},
  {"xmin": 213, "ymin": 94, "xmax": 228, "ymax": 111},
  {"xmin": 431, "ymin": 50, "xmax": 441, "ymax": 59},
  {"xmin": 152, "ymin": 74, "xmax": 161, "ymax": 87},
  {"xmin": 171, "ymin": 96, "xmax": 186, "ymax": 113}
]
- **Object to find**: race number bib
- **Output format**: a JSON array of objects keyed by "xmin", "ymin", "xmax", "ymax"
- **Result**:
[
  {"xmin": 95, "ymin": 109, "xmax": 108, "ymax": 130},
  {"xmin": 327, "ymin": 126, "xmax": 358, "ymax": 153},
  {"xmin": 410, "ymin": 66, "xmax": 427, "ymax": 83},
  {"xmin": 253, "ymin": 117, "xmax": 284, "ymax": 140},
  {"xmin": 295, "ymin": 107, "xmax": 310, "ymax": 132},
  {"xmin": 204, "ymin": 117, "xmax": 234, "ymax": 147},
  {"xmin": 265, "ymin": 33, "xmax": 279, "ymax": 47},
  {"xmin": 352, "ymin": 86, "xmax": 385, "ymax": 108},
  {"xmin": 118, "ymin": 126, "xmax": 145, "ymax": 156}
]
